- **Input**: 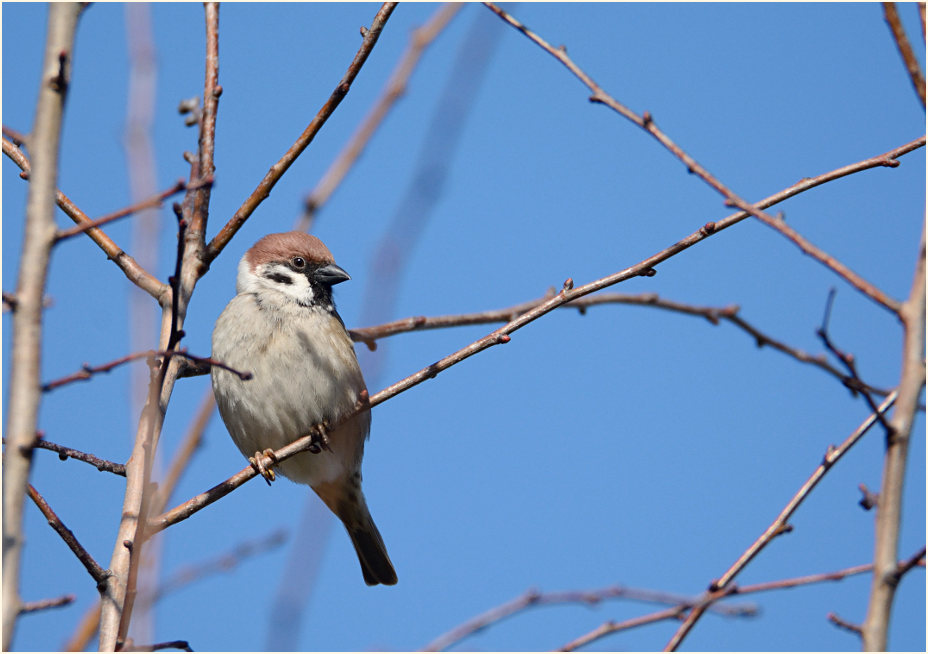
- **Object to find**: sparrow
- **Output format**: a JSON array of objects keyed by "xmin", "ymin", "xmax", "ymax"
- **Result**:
[{"xmin": 211, "ymin": 231, "xmax": 397, "ymax": 586}]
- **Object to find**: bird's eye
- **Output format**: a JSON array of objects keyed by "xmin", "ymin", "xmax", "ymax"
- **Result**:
[{"xmin": 291, "ymin": 256, "xmax": 306, "ymax": 269}]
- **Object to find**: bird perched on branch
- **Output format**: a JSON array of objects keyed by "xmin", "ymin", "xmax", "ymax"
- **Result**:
[{"xmin": 211, "ymin": 231, "xmax": 396, "ymax": 586}]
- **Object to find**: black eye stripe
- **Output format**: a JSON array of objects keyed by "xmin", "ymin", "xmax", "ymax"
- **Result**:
[{"xmin": 265, "ymin": 271, "xmax": 293, "ymax": 285}]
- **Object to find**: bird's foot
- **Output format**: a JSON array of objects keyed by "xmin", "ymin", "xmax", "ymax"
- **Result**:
[
  {"xmin": 307, "ymin": 421, "xmax": 332, "ymax": 454},
  {"xmin": 249, "ymin": 448, "xmax": 278, "ymax": 485}
]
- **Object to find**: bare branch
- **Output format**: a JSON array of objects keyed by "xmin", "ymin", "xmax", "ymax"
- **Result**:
[
  {"xmin": 28, "ymin": 435, "xmax": 126, "ymax": 476},
  {"xmin": 828, "ymin": 612, "xmax": 863, "ymax": 637},
  {"xmin": 206, "ymin": 2, "xmax": 398, "ymax": 263},
  {"xmin": 882, "ymin": 2, "xmax": 927, "ymax": 107},
  {"xmin": 19, "ymin": 594, "xmax": 76, "ymax": 615},
  {"xmin": 41, "ymin": 348, "xmax": 251, "ymax": 392},
  {"xmin": 53, "ymin": 179, "xmax": 189, "ymax": 241},
  {"xmin": 862, "ymin": 223, "xmax": 926, "ymax": 650},
  {"xmin": 3, "ymin": 6, "xmax": 82, "ymax": 647},
  {"xmin": 560, "ymin": 607, "xmax": 686, "ymax": 652},
  {"xmin": 352, "ymin": 291, "xmax": 892, "ymax": 397},
  {"xmin": 665, "ymin": 391, "xmax": 899, "ymax": 651},
  {"xmin": 424, "ymin": 584, "xmax": 754, "ymax": 652},
  {"xmin": 26, "ymin": 484, "xmax": 109, "ymax": 587},
  {"xmin": 2, "ymin": 136, "xmax": 167, "ymax": 300},
  {"xmin": 483, "ymin": 2, "xmax": 906, "ymax": 316}
]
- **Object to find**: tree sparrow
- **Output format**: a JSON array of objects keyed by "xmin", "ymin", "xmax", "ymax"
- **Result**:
[{"xmin": 211, "ymin": 231, "xmax": 397, "ymax": 586}]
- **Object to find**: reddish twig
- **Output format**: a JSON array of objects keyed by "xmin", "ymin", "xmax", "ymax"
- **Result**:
[
  {"xmin": 19, "ymin": 594, "xmax": 76, "ymax": 615},
  {"xmin": 828, "ymin": 612, "xmax": 863, "ymax": 636},
  {"xmin": 206, "ymin": 2, "xmax": 398, "ymax": 263},
  {"xmin": 1, "ymin": 136, "xmax": 167, "ymax": 300},
  {"xmin": 423, "ymin": 584, "xmax": 754, "ymax": 651},
  {"xmin": 483, "ymin": 2, "xmax": 905, "ymax": 317},
  {"xmin": 560, "ymin": 607, "xmax": 687, "ymax": 652},
  {"xmin": 28, "ymin": 436, "xmax": 126, "ymax": 476},
  {"xmin": 2, "ymin": 123, "xmax": 28, "ymax": 146},
  {"xmin": 54, "ymin": 179, "xmax": 189, "ymax": 241},
  {"xmin": 41, "ymin": 349, "xmax": 251, "ymax": 392},
  {"xmin": 351, "ymin": 291, "xmax": 892, "ymax": 397},
  {"xmin": 664, "ymin": 391, "xmax": 899, "ymax": 651},
  {"xmin": 26, "ymin": 484, "xmax": 109, "ymax": 587},
  {"xmin": 882, "ymin": 2, "xmax": 927, "ymax": 108},
  {"xmin": 147, "ymin": 137, "xmax": 922, "ymax": 538}
]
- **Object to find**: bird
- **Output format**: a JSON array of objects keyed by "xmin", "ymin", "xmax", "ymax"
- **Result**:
[{"xmin": 210, "ymin": 231, "xmax": 397, "ymax": 586}]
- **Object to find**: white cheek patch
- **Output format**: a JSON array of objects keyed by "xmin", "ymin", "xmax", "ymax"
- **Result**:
[{"xmin": 252, "ymin": 262, "xmax": 315, "ymax": 305}]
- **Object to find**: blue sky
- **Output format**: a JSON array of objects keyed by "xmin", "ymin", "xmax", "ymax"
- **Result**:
[{"xmin": 2, "ymin": 2, "xmax": 925, "ymax": 651}]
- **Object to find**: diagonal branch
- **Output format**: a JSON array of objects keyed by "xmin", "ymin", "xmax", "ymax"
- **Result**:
[
  {"xmin": 206, "ymin": 2, "xmax": 398, "ymax": 263},
  {"xmin": 26, "ymin": 484, "xmax": 109, "ymax": 587},
  {"xmin": 483, "ymin": 2, "xmax": 905, "ymax": 317},
  {"xmin": 664, "ymin": 391, "xmax": 899, "ymax": 651},
  {"xmin": 2, "ymin": 136, "xmax": 167, "ymax": 300},
  {"xmin": 147, "ymin": 136, "xmax": 922, "ymax": 539},
  {"xmin": 882, "ymin": 2, "xmax": 927, "ymax": 108}
]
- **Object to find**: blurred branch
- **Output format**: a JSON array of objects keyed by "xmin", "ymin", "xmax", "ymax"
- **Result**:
[
  {"xmin": 483, "ymin": 2, "xmax": 905, "ymax": 317},
  {"xmin": 882, "ymin": 2, "xmax": 927, "ymax": 108},
  {"xmin": 665, "ymin": 391, "xmax": 899, "ymax": 651},
  {"xmin": 151, "ymin": 389, "xmax": 216, "ymax": 515},
  {"xmin": 19, "ymin": 594, "xmax": 76, "ymax": 615},
  {"xmin": 2, "ymin": 5, "xmax": 82, "ymax": 648},
  {"xmin": 100, "ymin": 6, "xmax": 222, "ymax": 647},
  {"xmin": 206, "ymin": 2, "xmax": 398, "ymax": 263},
  {"xmin": 423, "ymin": 584, "xmax": 755, "ymax": 652},
  {"xmin": 296, "ymin": 2, "xmax": 463, "ymax": 231},
  {"xmin": 2, "ymin": 124, "xmax": 28, "ymax": 146},
  {"xmin": 143, "ymin": 530, "xmax": 287, "ymax": 605},
  {"xmin": 2, "ymin": 136, "xmax": 167, "ymax": 300},
  {"xmin": 862, "ymin": 223, "xmax": 926, "ymax": 650},
  {"xmin": 26, "ymin": 484, "xmax": 109, "ymax": 587}
]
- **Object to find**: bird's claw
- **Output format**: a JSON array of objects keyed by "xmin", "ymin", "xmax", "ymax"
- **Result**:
[
  {"xmin": 249, "ymin": 448, "xmax": 278, "ymax": 485},
  {"xmin": 307, "ymin": 421, "xmax": 332, "ymax": 454}
]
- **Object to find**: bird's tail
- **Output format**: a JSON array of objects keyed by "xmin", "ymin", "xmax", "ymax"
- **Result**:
[{"xmin": 315, "ymin": 481, "xmax": 397, "ymax": 586}]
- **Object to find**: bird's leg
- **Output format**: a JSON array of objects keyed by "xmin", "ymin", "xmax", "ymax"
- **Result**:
[{"xmin": 249, "ymin": 448, "xmax": 278, "ymax": 485}]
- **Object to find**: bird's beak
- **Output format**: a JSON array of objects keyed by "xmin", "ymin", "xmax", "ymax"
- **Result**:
[{"xmin": 314, "ymin": 263, "xmax": 351, "ymax": 286}]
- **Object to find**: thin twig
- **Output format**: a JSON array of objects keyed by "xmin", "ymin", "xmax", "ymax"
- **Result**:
[
  {"xmin": 148, "ymin": 137, "xmax": 922, "ymax": 537},
  {"xmin": 41, "ymin": 349, "xmax": 251, "ymax": 392},
  {"xmin": 29, "ymin": 436, "xmax": 126, "ymax": 476},
  {"xmin": 828, "ymin": 612, "xmax": 863, "ymax": 636},
  {"xmin": 423, "ymin": 584, "xmax": 753, "ymax": 652},
  {"xmin": 560, "ymin": 607, "xmax": 687, "ymax": 652},
  {"xmin": 483, "ymin": 2, "xmax": 905, "ymax": 317},
  {"xmin": 19, "ymin": 595, "xmax": 76, "ymax": 615},
  {"xmin": 2, "ymin": 136, "xmax": 167, "ymax": 300},
  {"xmin": 351, "ymin": 291, "xmax": 892, "ymax": 397},
  {"xmin": 206, "ymin": 2, "xmax": 398, "ymax": 263},
  {"xmin": 26, "ymin": 484, "xmax": 109, "ymax": 586},
  {"xmin": 882, "ymin": 2, "xmax": 927, "ymax": 108},
  {"xmin": 54, "ymin": 179, "xmax": 189, "ymax": 241},
  {"xmin": 817, "ymin": 289, "xmax": 897, "ymax": 427},
  {"xmin": 296, "ymin": 3, "xmax": 463, "ymax": 231},
  {"xmin": 664, "ymin": 392, "xmax": 899, "ymax": 651}
]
